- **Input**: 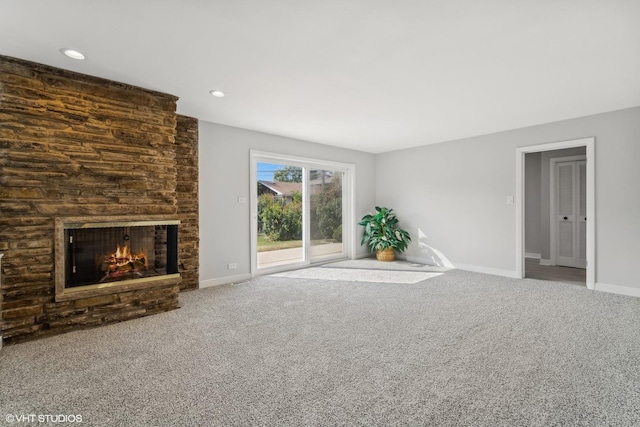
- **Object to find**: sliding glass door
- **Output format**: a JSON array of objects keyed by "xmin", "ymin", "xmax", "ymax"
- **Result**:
[
  {"xmin": 251, "ymin": 152, "xmax": 353, "ymax": 274},
  {"xmin": 309, "ymin": 169, "xmax": 343, "ymax": 262},
  {"xmin": 256, "ymin": 162, "xmax": 304, "ymax": 269}
]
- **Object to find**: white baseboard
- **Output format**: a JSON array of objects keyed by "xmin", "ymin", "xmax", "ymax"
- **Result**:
[
  {"xmin": 525, "ymin": 252, "xmax": 541, "ymax": 259},
  {"xmin": 199, "ymin": 273, "xmax": 252, "ymax": 289},
  {"xmin": 594, "ymin": 282, "xmax": 640, "ymax": 298},
  {"xmin": 539, "ymin": 259, "xmax": 552, "ymax": 266}
]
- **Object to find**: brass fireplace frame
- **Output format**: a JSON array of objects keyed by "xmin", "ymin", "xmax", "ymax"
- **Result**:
[{"xmin": 55, "ymin": 216, "xmax": 181, "ymax": 302}]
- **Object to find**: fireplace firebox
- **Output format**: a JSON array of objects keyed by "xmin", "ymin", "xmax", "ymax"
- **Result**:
[{"xmin": 55, "ymin": 217, "xmax": 181, "ymax": 301}]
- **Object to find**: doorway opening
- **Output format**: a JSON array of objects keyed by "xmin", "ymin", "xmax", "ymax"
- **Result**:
[{"xmin": 516, "ymin": 138, "xmax": 595, "ymax": 289}]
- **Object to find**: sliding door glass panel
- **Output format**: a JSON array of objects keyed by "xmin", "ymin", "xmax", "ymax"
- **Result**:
[
  {"xmin": 309, "ymin": 169, "xmax": 344, "ymax": 260},
  {"xmin": 256, "ymin": 162, "xmax": 304, "ymax": 269}
]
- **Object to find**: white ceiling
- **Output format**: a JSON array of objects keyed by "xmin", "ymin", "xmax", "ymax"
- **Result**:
[{"xmin": 1, "ymin": 0, "xmax": 639, "ymax": 153}]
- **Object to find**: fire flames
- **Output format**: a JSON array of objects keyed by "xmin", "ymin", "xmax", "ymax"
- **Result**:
[{"xmin": 103, "ymin": 245, "xmax": 148, "ymax": 275}]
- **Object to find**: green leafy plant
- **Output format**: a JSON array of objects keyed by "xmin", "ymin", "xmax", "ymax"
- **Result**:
[
  {"xmin": 310, "ymin": 174, "xmax": 342, "ymax": 242},
  {"xmin": 258, "ymin": 192, "xmax": 302, "ymax": 241},
  {"xmin": 273, "ymin": 166, "xmax": 303, "ymax": 183},
  {"xmin": 358, "ymin": 206, "xmax": 411, "ymax": 253}
]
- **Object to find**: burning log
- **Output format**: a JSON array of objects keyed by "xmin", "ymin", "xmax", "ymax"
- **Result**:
[{"xmin": 100, "ymin": 245, "xmax": 148, "ymax": 282}]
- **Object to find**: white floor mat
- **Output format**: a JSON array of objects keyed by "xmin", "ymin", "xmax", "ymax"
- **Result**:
[{"xmin": 271, "ymin": 267, "xmax": 442, "ymax": 284}]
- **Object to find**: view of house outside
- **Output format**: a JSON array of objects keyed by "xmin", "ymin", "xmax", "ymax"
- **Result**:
[{"xmin": 256, "ymin": 163, "xmax": 343, "ymax": 268}]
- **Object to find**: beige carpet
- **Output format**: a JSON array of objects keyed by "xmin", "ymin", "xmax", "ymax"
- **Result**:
[{"xmin": 1, "ymin": 265, "xmax": 639, "ymax": 426}]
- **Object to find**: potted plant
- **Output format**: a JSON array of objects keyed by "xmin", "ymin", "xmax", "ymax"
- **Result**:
[{"xmin": 358, "ymin": 206, "xmax": 411, "ymax": 261}]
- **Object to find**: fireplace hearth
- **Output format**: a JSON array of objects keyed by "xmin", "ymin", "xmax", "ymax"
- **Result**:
[{"xmin": 55, "ymin": 217, "xmax": 181, "ymax": 301}]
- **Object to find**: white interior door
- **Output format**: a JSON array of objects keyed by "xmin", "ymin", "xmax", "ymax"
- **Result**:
[{"xmin": 555, "ymin": 160, "xmax": 587, "ymax": 269}]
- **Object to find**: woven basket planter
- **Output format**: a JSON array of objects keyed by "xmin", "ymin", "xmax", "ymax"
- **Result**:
[{"xmin": 376, "ymin": 247, "xmax": 395, "ymax": 262}]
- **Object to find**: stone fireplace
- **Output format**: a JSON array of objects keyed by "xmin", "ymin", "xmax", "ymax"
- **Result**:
[{"xmin": 0, "ymin": 55, "xmax": 199, "ymax": 344}]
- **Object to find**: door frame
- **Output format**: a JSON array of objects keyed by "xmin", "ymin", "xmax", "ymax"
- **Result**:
[
  {"xmin": 549, "ymin": 155, "xmax": 587, "ymax": 267},
  {"xmin": 515, "ymin": 137, "xmax": 595, "ymax": 289},
  {"xmin": 249, "ymin": 150, "xmax": 356, "ymax": 276}
]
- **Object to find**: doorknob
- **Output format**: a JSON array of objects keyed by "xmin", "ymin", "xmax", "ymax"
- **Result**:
[{"xmin": 564, "ymin": 216, "xmax": 568, "ymax": 220}]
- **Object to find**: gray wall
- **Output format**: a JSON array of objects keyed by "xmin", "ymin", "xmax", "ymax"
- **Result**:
[
  {"xmin": 376, "ymin": 107, "xmax": 640, "ymax": 289},
  {"xmin": 199, "ymin": 122, "xmax": 376, "ymax": 284}
]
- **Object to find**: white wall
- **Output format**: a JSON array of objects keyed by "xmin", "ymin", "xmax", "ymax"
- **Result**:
[
  {"xmin": 199, "ymin": 122, "xmax": 376, "ymax": 285},
  {"xmin": 376, "ymin": 107, "xmax": 640, "ymax": 290}
]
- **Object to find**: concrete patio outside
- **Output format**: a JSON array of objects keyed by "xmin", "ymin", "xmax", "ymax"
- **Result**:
[{"xmin": 257, "ymin": 242, "xmax": 343, "ymax": 269}]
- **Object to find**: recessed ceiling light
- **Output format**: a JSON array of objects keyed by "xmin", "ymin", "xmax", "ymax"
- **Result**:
[
  {"xmin": 60, "ymin": 48, "xmax": 86, "ymax": 60},
  {"xmin": 209, "ymin": 90, "xmax": 225, "ymax": 98}
]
